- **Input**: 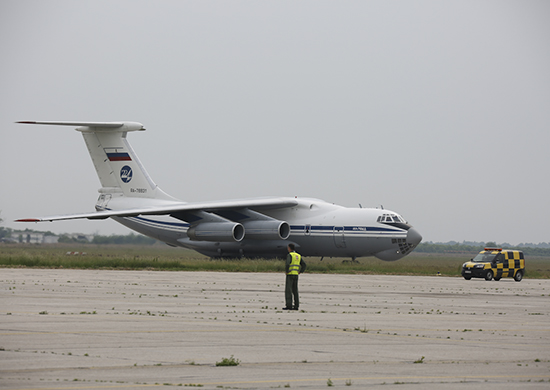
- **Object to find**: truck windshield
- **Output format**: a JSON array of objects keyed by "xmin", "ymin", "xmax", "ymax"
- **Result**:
[{"xmin": 472, "ymin": 253, "xmax": 497, "ymax": 263}]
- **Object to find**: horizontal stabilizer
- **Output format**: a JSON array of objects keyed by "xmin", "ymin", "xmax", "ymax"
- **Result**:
[{"xmin": 17, "ymin": 121, "xmax": 145, "ymax": 131}]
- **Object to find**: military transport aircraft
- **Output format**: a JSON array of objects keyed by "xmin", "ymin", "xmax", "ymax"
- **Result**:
[{"xmin": 16, "ymin": 121, "xmax": 422, "ymax": 261}]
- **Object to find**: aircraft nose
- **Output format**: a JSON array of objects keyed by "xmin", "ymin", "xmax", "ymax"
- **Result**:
[{"xmin": 407, "ymin": 227, "xmax": 422, "ymax": 246}]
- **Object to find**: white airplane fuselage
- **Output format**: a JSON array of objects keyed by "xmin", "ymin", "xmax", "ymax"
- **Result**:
[{"xmin": 111, "ymin": 198, "xmax": 420, "ymax": 260}]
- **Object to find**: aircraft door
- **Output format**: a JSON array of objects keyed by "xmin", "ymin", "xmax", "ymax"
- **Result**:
[{"xmin": 333, "ymin": 226, "xmax": 346, "ymax": 248}]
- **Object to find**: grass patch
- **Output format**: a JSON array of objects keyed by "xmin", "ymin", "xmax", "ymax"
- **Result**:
[
  {"xmin": 414, "ymin": 356, "xmax": 425, "ymax": 363},
  {"xmin": 215, "ymin": 355, "xmax": 240, "ymax": 366},
  {"xmin": 0, "ymin": 244, "xmax": 549, "ymax": 278}
]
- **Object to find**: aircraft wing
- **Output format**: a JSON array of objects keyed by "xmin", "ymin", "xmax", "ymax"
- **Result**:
[{"xmin": 16, "ymin": 197, "xmax": 299, "ymax": 222}]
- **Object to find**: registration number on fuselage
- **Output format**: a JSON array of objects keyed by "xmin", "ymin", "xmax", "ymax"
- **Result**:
[{"xmin": 130, "ymin": 188, "xmax": 148, "ymax": 194}]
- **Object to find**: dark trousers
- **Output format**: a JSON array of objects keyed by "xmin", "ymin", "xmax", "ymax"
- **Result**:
[{"xmin": 285, "ymin": 274, "xmax": 299, "ymax": 308}]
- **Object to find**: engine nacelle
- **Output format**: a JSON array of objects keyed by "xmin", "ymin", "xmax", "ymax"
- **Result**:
[
  {"xmin": 242, "ymin": 220, "xmax": 290, "ymax": 240},
  {"xmin": 187, "ymin": 222, "xmax": 245, "ymax": 242}
]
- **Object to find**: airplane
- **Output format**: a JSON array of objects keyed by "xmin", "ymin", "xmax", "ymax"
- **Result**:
[{"xmin": 15, "ymin": 121, "xmax": 422, "ymax": 261}]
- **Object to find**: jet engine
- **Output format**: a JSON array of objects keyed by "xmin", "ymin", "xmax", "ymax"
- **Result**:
[
  {"xmin": 187, "ymin": 222, "xmax": 245, "ymax": 242},
  {"xmin": 242, "ymin": 220, "xmax": 290, "ymax": 240}
]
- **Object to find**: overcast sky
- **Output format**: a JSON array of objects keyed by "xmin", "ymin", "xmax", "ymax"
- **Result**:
[{"xmin": 1, "ymin": 0, "xmax": 549, "ymax": 245}]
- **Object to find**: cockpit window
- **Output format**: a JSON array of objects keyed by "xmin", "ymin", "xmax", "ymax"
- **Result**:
[{"xmin": 377, "ymin": 213, "xmax": 406, "ymax": 223}]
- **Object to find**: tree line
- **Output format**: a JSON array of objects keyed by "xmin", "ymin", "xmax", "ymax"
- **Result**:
[{"xmin": 416, "ymin": 242, "xmax": 550, "ymax": 257}]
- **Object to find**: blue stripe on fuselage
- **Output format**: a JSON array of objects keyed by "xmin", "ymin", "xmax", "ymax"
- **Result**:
[
  {"xmin": 290, "ymin": 225, "xmax": 403, "ymax": 233},
  {"xmin": 115, "ymin": 214, "xmax": 403, "ymax": 236}
]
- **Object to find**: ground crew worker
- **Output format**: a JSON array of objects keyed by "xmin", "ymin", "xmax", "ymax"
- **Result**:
[{"xmin": 284, "ymin": 243, "xmax": 306, "ymax": 310}]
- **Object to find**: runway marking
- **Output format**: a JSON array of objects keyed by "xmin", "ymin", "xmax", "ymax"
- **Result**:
[
  {"xmin": 2, "ymin": 323, "xmax": 549, "ymax": 337},
  {"xmin": 2, "ymin": 358, "xmax": 548, "ymax": 374},
  {"xmin": 8, "ymin": 374, "xmax": 550, "ymax": 390}
]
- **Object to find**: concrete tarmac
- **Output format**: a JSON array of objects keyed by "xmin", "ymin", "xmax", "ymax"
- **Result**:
[{"xmin": 1, "ymin": 269, "xmax": 549, "ymax": 389}]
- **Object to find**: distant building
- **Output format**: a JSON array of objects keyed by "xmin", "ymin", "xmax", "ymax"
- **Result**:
[
  {"xmin": 13, "ymin": 232, "xmax": 47, "ymax": 244},
  {"xmin": 7, "ymin": 232, "xmax": 93, "ymax": 244}
]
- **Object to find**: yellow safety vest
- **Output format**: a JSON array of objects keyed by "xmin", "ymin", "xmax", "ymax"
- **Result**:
[{"xmin": 288, "ymin": 252, "xmax": 301, "ymax": 275}]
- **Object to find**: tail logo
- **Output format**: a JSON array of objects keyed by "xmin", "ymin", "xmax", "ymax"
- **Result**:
[{"xmin": 120, "ymin": 166, "xmax": 133, "ymax": 183}]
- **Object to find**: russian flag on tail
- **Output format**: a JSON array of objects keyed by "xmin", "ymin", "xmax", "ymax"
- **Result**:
[{"xmin": 104, "ymin": 147, "xmax": 131, "ymax": 161}]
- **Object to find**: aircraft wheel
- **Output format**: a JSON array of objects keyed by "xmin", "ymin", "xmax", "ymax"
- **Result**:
[
  {"xmin": 485, "ymin": 270, "xmax": 493, "ymax": 281},
  {"xmin": 514, "ymin": 270, "xmax": 523, "ymax": 282}
]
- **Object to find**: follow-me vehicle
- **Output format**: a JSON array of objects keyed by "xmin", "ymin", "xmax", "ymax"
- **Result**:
[
  {"xmin": 16, "ymin": 121, "xmax": 422, "ymax": 260},
  {"xmin": 462, "ymin": 248, "xmax": 525, "ymax": 281}
]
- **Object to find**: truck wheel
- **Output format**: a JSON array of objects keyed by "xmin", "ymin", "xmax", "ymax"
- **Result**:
[
  {"xmin": 514, "ymin": 270, "xmax": 523, "ymax": 282},
  {"xmin": 494, "ymin": 277, "xmax": 501, "ymax": 281},
  {"xmin": 463, "ymin": 276, "xmax": 471, "ymax": 280},
  {"xmin": 485, "ymin": 270, "xmax": 493, "ymax": 281}
]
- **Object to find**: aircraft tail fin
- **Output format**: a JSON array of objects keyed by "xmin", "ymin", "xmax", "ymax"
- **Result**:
[{"xmin": 17, "ymin": 121, "xmax": 175, "ymax": 202}]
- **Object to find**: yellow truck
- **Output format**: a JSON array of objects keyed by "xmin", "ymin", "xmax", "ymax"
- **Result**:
[{"xmin": 461, "ymin": 248, "xmax": 525, "ymax": 282}]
